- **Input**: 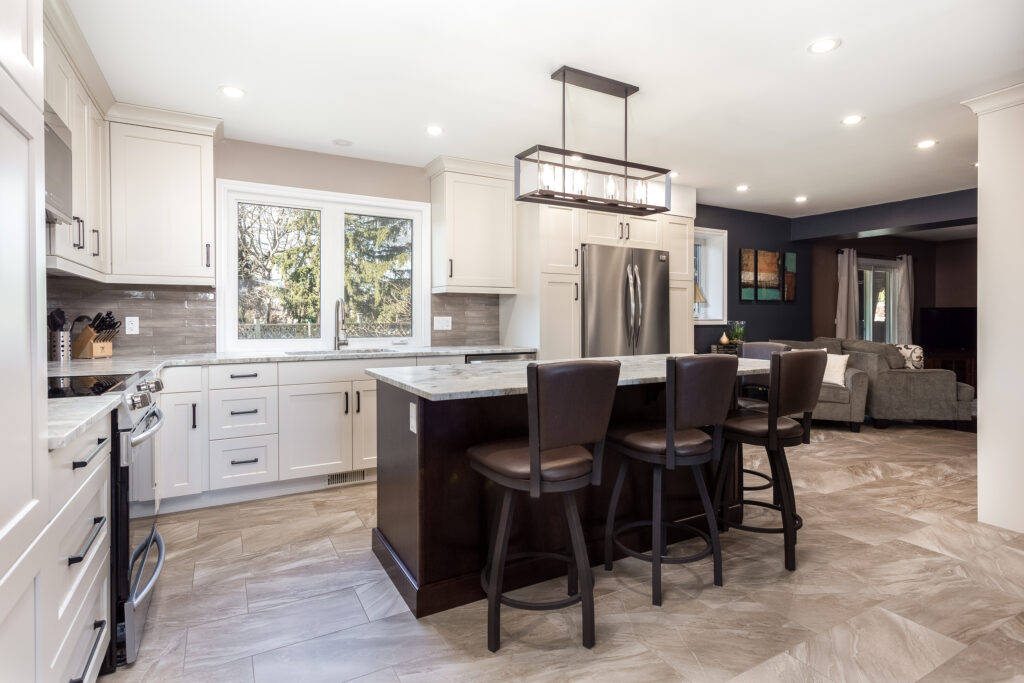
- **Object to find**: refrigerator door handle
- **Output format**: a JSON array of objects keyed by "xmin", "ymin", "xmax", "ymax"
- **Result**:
[
  {"xmin": 626, "ymin": 265, "xmax": 635, "ymax": 344},
  {"xmin": 634, "ymin": 264, "xmax": 643, "ymax": 347}
]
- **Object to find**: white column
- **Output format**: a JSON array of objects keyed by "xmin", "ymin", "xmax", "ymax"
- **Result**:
[{"xmin": 963, "ymin": 83, "xmax": 1024, "ymax": 533}]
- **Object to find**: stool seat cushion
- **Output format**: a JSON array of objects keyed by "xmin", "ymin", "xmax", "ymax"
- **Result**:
[
  {"xmin": 468, "ymin": 438, "xmax": 593, "ymax": 482},
  {"xmin": 736, "ymin": 396, "xmax": 769, "ymax": 412},
  {"xmin": 607, "ymin": 424, "xmax": 712, "ymax": 457},
  {"xmin": 724, "ymin": 410, "xmax": 803, "ymax": 440}
]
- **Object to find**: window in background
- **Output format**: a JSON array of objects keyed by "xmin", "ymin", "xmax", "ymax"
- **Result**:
[
  {"xmin": 857, "ymin": 258, "xmax": 899, "ymax": 343},
  {"xmin": 344, "ymin": 213, "xmax": 413, "ymax": 338},
  {"xmin": 693, "ymin": 226, "xmax": 728, "ymax": 324}
]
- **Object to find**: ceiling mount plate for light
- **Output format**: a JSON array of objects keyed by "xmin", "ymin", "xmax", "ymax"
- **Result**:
[{"xmin": 514, "ymin": 65, "xmax": 671, "ymax": 215}]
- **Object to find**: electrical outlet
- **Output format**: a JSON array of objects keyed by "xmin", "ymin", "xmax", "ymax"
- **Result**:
[
  {"xmin": 125, "ymin": 317, "xmax": 139, "ymax": 335},
  {"xmin": 433, "ymin": 316, "xmax": 452, "ymax": 331},
  {"xmin": 409, "ymin": 402, "xmax": 417, "ymax": 434}
]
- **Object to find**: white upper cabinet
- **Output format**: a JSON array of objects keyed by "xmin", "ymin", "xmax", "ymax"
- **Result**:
[
  {"xmin": 0, "ymin": 0, "xmax": 42, "ymax": 106},
  {"xmin": 538, "ymin": 204, "xmax": 580, "ymax": 274},
  {"xmin": 43, "ymin": 26, "xmax": 71, "ymax": 124},
  {"xmin": 429, "ymin": 157, "xmax": 515, "ymax": 293},
  {"xmin": 624, "ymin": 214, "xmax": 660, "ymax": 249},
  {"xmin": 661, "ymin": 214, "xmax": 694, "ymax": 281},
  {"xmin": 109, "ymin": 122, "xmax": 215, "ymax": 284},
  {"xmin": 580, "ymin": 210, "xmax": 662, "ymax": 249},
  {"xmin": 86, "ymin": 104, "xmax": 108, "ymax": 272}
]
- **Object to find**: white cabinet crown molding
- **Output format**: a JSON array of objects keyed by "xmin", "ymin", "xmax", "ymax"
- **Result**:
[
  {"xmin": 962, "ymin": 82, "xmax": 1024, "ymax": 116},
  {"xmin": 106, "ymin": 102, "xmax": 223, "ymax": 139},
  {"xmin": 43, "ymin": 0, "xmax": 115, "ymax": 113},
  {"xmin": 425, "ymin": 156, "xmax": 513, "ymax": 181}
]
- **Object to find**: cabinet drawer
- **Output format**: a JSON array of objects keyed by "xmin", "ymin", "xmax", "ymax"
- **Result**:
[
  {"xmin": 278, "ymin": 357, "xmax": 405, "ymax": 384},
  {"xmin": 42, "ymin": 454, "xmax": 110, "ymax": 661},
  {"xmin": 48, "ymin": 416, "xmax": 112, "ymax": 519},
  {"xmin": 210, "ymin": 435, "xmax": 279, "ymax": 489},
  {"xmin": 208, "ymin": 386, "xmax": 278, "ymax": 439},
  {"xmin": 161, "ymin": 365, "xmax": 202, "ymax": 393},
  {"xmin": 51, "ymin": 549, "xmax": 110, "ymax": 683},
  {"xmin": 209, "ymin": 363, "xmax": 277, "ymax": 389}
]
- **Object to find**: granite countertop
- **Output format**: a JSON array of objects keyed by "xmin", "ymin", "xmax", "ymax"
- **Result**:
[
  {"xmin": 368, "ymin": 354, "xmax": 771, "ymax": 401},
  {"xmin": 48, "ymin": 395, "xmax": 122, "ymax": 450}
]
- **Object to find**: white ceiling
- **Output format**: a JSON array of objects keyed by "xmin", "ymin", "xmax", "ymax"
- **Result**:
[
  {"xmin": 903, "ymin": 224, "xmax": 977, "ymax": 241},
  {"xmin": 67, "ymin": 0, "xmax": 1024, "ymax": 218}
]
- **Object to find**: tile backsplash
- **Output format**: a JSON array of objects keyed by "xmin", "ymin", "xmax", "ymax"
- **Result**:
[
  {"xmin": 46, "ymin": 277, "xmax": 500, "ymax": 355},
  {"xmin": 46, "ymin": 276, "xmax": 216, "ymax": 355}
]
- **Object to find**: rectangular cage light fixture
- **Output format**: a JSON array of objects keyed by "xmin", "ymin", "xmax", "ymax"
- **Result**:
[{"xmin": 514, "ymin": 66, "xmax": 672, "ymax": 216}]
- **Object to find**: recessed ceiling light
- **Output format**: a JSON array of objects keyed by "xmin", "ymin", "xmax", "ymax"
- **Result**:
[
  {"xmin": 332, "ymin": 138, "xmax": 352, "ymax": 147},
  {"xmin": 916, "ymin": 139, "xmax": 937, "ymax": 149},
  {"xmin": 669, "ymin": 171, "xmax": 679, "ymax": 178},
  {"xmin": 570, "ymin": 154, "xmax": 583, "ymax": 161},
  {"xmin": 795, "ymin": 195, "xmax": 808, "ymax": 203},
  {"xmin": 974, "ymin": 162, "xmax": 979, "ymax": 167},
  {"xmin": 426, "ymin": 125, "xmax": 444, "ymax": 136},
  {"xmin": 808, "ymin": 37, "xmax": 841, "ymax": 54},
  {"xmin": 220, "ymin": 85, "xmax": 245, "ymax": 98},
  {"xmin": 842, "ymin": 114, "xmax": 864, "ymax": 126},
  {"xmin": 736, "ymin": 185, "xmax": 749, "ymax": 192}
]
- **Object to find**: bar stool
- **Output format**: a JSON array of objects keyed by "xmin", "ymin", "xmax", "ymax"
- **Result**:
[
  {"xmin": 713, "ymin": 350, "xmax": 826, "ymax": 571},
  {"xmin": 468, "ymin": 360, "xmax": 621, "ymax": 652},
  {"xmin": 603, "ymin": 355, "xmax": 738, "ymax": 606},
  {"xmin": 735, "ymin": 342, "xmax": 791, "ymax": 498}
]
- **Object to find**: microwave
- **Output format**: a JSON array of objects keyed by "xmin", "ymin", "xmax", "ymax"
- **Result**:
[{"xmin": 44, "ymin": 103, "xmax": 73, "ymax": 225}]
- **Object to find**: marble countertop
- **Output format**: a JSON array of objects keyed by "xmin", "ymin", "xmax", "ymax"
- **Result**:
[
  {"xmin": 368, "ymin": 354, "xmax": 771, "ymax": 401},
  {"xmin": 48, "ymin": 395, "xmax": 121, "ymax": 450}
]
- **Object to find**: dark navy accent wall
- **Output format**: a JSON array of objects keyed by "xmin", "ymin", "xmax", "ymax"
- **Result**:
[{"xmin": 694, "ymin": 204, "xmax": 813, "ymax": 352}]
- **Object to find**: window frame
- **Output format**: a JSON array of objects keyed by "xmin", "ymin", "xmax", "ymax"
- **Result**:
[
  {"xmin": 693, "ymin": 226, "xmax": 728, "ymax": 325},
  {"xmin": 216, "ymin": 179, "xmax": 431, "ymax": 352}
]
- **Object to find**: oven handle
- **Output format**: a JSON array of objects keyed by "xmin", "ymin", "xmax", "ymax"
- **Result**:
[
  {"xmin": 130, "ymin": 406, "xmax": 164, "ymax": 447},
  {"xmin": 128, "ymin": 529, "xmax": 165, "ymax": 606}
]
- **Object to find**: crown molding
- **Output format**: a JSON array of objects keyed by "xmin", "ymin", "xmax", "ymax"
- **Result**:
[
  {"xmin": 43, "ymin": 0, "xmax": 115, "ymax": 113},
  {"xmin": 425, "ymin": 156, "xmax": 513, "ymax": 180},
  {"xmin": 962, "ymin": 83, "xmax": 1024, "ymax": 116},
  {"xmin": 105, "ymin": 102, "xmax": 223, "ymax": 138}
]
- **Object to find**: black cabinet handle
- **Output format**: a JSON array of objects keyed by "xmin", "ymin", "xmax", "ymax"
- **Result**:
[
  {"xmin": 205, "ymin": 243, "xmax": 211, "ymax": 267},
  {"xmin": 448, "ymin": 259, "xmax": 453, "ymax": 278},
  {"xmin": 229, "ymin": 372, "xmax": 258, "ymax": 379},
  {"xmin": 191, "ymin": 403, "xmax": 197, "ymax": 429},
  {"xmin": 72, "ymin": 437, "xmax": 109, "ymax": 470},
  {"xmin": 68, "ymin": 516, "xmax": 106, "ymax": 565},
  {"xmin": 230, "ymin": 409, "xmax": 258, "ymax": 416},
  {"xmin": 575, "ymin": 282, "xmax": 579, "ymax": 301},
  {"xmin": 574, "ymin": 248, "xmax": 579, "ymax": 268},
  {"xmin": 230, "ymin": 458, "xmax": 259, "ymax": 465},
  {"xmin": 626, "ymin": 222, "xmax": 630, "ymax": 240},
  {"xmin": 72, "ymin": 217, "xmax": 81, "ymax": 248},
  {"xmin": 68, "ymin": 619, "xmax": 107, "ymax": 683},
  {"xmin": 344, "ymin": 391, "xmax": 349, "ymax": 414},
  {"xmin": 91, "ymin": 229, "xmax": 100, "ymax": 257},
  {"xmin": 356, "ymin": 391, "xmax": 361, "ymax": 413}
]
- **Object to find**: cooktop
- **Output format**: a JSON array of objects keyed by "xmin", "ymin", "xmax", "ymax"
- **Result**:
[{"xmin": 48, "ymin": 374, "xmax": 132, "ymax": 399}]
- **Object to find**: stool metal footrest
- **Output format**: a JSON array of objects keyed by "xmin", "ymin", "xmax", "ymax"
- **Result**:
[
  {"xmin": 724, "ymin": 499, "xmax": 804, "ymax": 534},
  {"xmin": 612, "ymin": 519, "xmax": 713, "ymax": 565},
  {"xmin": 480, "ymin": 551, "xmax": 583, "ymax": 611},
  {"xmin": 742, "ymin": 468, "xmax": 773, "ymax": 492}
]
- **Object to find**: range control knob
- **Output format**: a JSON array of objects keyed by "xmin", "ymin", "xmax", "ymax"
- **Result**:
[
  {"xmin": 127, "ymin": 393, "xmax": 152, "ymax": 411},
  {"xmin": 138, "ymin": 379, "xmax": 164, "ymax": 393}
]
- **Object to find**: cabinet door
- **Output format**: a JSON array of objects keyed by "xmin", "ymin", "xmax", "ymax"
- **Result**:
[
  {"xmin": 351, "ymin": 380, "xmax": 377, "ymax": 469},
  {"xmin": 442, "ymin": 173, "xmax": 514, "ymax": 289},
  {"xmin": 624, "ymin": 214, "xmax": 661, "ymax": 249},
  {"xmin": 43, "ymin": 28, "xmax": 72, "ymax": 126},
  {"xmin": 670, "ymin": 282, "xmax": 694, "ymax": 354},
  {"xmin": 109, "ymin": 122, "xmax": 214, "ymax": 280},
  {"xmin": 86, "ymin": 106, "xmax": 108, "ymax": 273},
  {"xmin": 69, "ymin": 80, "xmax": 89, "ymax": 257},
  {"xmin": 278, "ymin": 382, "xmax": 353, "ymax": 479},
  {"xmin": 157, "ymin": 392, "xmax": 206, "ymax": 498},
  {"xmin": 0, "ymin": 535, "xmax": 45, "ymax": 683},
  {"xmin": 661, "ymin": 215, "xmax": 693, "ymax": 281},
  {"xmin": 539, "ymin": 273, "xmax": 581, "ymax": 360},
  {"xmin": 538, "ymin": 204, "xmax": 580, "ymax": 275},
  {"xmin": 579, "ymin": 210, "xmax": 623, "ymax": 247},
  {"xmin": 0, "ymin": 0, "xmax": 42, "ymax": 106}
]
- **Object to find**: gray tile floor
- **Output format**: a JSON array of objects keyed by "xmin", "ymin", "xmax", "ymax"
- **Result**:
[{"xmin": 108, "ymin": 424, "xmax": 1024, "ymax": 682}]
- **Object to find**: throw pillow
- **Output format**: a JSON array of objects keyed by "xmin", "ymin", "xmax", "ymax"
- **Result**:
[
  {"xmin": 896, "ymin": 344, "xmax": 924, "ymax": 369},
  {"xmin": 820, "ymin": 349, "xmax": 850, "ymax": 386}
]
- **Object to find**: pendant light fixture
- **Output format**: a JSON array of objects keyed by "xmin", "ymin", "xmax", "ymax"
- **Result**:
[{"xmin": 514, "ymin": 66, "xmax": 672, "ymax": 216}]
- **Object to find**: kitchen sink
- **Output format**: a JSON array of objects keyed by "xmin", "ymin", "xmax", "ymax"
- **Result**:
[{"xmin": 284, "ymin": 348, "xmax": 393, "ymax": 355}]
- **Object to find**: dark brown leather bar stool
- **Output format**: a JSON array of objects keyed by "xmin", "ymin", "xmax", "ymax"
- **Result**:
[
  {"xmin": 713, "ymin": 350, "xmax": 826, "ymax": 571},
  {"xmin": 468, "ymin": 360, "xmax": 621, "ymax": 652},
  {"xmin": 735, "ymin": 342, "xmax": 791, "ymax": 497},
  {"xmin": 603, "ymin": 355, "xmax": 738, "ymax": 606}
]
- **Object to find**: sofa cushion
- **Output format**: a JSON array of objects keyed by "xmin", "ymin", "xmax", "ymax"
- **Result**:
[
  {"xmin": 771, "ymin": 338, "xmax": 843, "ymax": 355},
  {"xmin": 957, "ymin": 382, "xmax": 975, "ymax": 402},
  {"xmin": 819, "ymin": 383, "xmax": 850, "ymax": 404},
  {"xmin": 821, "ymin": 352, "xmax": 850, "ymax": 386},
  {"xmin": 896, "ymin": 344, "xmax": 925, "ymax": 369},
  {"xmin": 841, "ymin": 339, "xmax": 906, "ymax": 369}
]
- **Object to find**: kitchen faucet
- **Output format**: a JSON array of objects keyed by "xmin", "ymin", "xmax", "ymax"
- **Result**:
[{"xmin": 335, "ymin": 297, "xmax": 348, "ymax": 348}]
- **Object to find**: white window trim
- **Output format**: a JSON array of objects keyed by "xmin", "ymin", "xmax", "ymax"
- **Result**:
[
  {"xmin": 216, "ymin": 179, "xmax": 431, "ymax": 352},
  {"xmin": 857, "ymin": 257, "xmax": 900, "ymax": 343},
  {"xmin": 693, "ymin": 226, "xmax": 728, "ymax": 325}
]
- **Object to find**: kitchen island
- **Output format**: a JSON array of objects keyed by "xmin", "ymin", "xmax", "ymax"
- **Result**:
[{"xmin": 367, "ymin": 354, "xmax": 770, "ymax": 617}]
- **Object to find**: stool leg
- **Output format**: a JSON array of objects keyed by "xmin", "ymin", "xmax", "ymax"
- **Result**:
[
  {"xmin": 487, "ymin": 489, "xmax": 515, "ymax": 652},
  {"xmin": 563, "ymin": 492, "xmax": 594, "ymax": 649},
  {"xmin": 567, "ymin": 530, "xmax": 578, "ymax": 597},
  {"xmin": 604, "ymin": 459, "xmax": 628, "ymax": 571},
  {"xmin": 713, "ymin": 441, "xmax": 736, "ymax": 527},
  {"xmin": 770, "ymin": 449, "xmax": 797, "ymax": 571},
  {"xmin": 766, "ymin": 445, "xmax": 782, "ymax": 508},
  {"xmin": 651, "ymin": 465, "xmax": 664, "ymax": 606},
  {"xmin": 691, "ymin": 464, "xmax": 723, "ymax": 587},
  {"xmin": 776, "ymin": 445, "xmax": 800, "ymax": 549}
]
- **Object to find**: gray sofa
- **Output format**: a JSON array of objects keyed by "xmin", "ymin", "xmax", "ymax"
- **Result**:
[
  {"xmin": 774, "ymin": 337, "xmax": 976, "ymax": 426},
  {"xmin": 769, "ymin": 339, "xmax": 869, "ymax": 431}
]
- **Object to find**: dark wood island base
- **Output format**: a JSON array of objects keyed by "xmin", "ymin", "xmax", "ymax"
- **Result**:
[{"xmin": 372, "ymin": 381, "xmax": 743, "ymax": 618}]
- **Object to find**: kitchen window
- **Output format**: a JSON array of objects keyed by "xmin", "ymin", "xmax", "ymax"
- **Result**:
[
  {"xmin": 693, "ymin": 226, "xmax": 727, "ymax": 324},
  {"xmin": 216, "ymin": 180, "xmax": 430, "ymax": 351}
]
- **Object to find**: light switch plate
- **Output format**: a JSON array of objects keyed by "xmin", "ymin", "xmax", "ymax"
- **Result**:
[
  {"xmin": 409, "ymin": 403, "xmax": 417, "ymax": 433},
  {"xmin": 433, "ymin": 316, "xmax": 452, "ymax": 331},
  {"xmin": 125, "ymin": 316, "xmax": 139, "ymax": 335}
]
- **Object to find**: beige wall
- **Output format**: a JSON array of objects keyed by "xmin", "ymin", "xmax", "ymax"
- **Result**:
[{"xmin": 214, "ymin": 138, "xmax": 429, "ymax": 202}]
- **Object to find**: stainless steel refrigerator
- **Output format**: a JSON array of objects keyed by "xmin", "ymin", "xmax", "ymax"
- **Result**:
[{"xmin": 581, "ymin": 244, "xmax": 670, "ymax": 357}]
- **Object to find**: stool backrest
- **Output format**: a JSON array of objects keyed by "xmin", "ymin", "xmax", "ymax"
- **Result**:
[
  {"xmin": 739, "ymin": 342, "xmax": 790, "ymax": 389},
  {"xmin": 666, "ymin": 355, "xmax": 738, "ymax": 468},
  {"xmin": 767, "ymin": 350, "xmax": 827, "ymax": 447},
  {"xmin": 527, "ymin": 360, "xmax": 621, "ymax": 496}
]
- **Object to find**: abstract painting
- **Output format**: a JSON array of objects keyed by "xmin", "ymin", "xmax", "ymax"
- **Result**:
[
  {"xmin": 740, "ymin": 248, "xmax": 756, "ymax": 301},
  {"xmin": 756, "ymin": 249, "xmax": 781, "ymax": 301},
  {"xmin": 784, "ymin": 251, "xmax": 797, "ymax": 302}
]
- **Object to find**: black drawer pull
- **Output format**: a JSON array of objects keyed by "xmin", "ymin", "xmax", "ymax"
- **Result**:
[
  {"xmin": 68, "ymin": 619, "xmax": 106, "ymax": 683},
  {"xmin": 356, "ymin": 391, "xmax": 361, "ymax": 413},
  {"xmin": 344, "ymin": 391, "xmax": 349, "ymax": 414},
  {"xmin": 68, "ymin": 516, "xmax": 106, "ymax": 565},
  {"xmin": 230, "ymin": 409, "xmax": 258, "ymax": 416},
  {"xmin": 192, "ymin": 403, "xmax": 197, "ymax": 429},
  {"xmin": 72, "ymin": 437, "xmax": 110, "ymax": 470},
  {"xmin": 230, "ymin": 458, "xmax": 259, "ymax": 465},
  {"xmin": 229, "ymin": 372, "xmax": 258, "ymax": 379}
]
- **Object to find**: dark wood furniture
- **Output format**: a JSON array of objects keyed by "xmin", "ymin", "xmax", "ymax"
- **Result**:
[{"xmin": 925, "ymin": 349, "xmax": 977, "ymax": 391}]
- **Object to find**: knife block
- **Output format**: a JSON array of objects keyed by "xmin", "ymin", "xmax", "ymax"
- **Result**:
[{"xmin": 71, "ymin": 328, "xmax": 113, "ymax": 359}]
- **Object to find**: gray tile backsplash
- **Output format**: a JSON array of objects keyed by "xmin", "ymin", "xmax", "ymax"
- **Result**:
[{"xmin": 46, "ymin": 277, "xmax": 498, "ymax": 354}]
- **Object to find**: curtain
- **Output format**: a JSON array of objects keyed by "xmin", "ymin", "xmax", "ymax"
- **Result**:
[
  {"xmin": 895, "ymin": 254, "xmax": 914, "ymax": 344},
  {"xmin": 835, "ymin": 248, "xmax": 859, "ymax": 338}
]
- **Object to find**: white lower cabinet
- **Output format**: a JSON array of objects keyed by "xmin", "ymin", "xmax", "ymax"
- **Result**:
[
  {"xmin": 352, "ymin": 380, "xmax": 378, "ymax": 469},
  {"xmin": 278, "ymin": 382, "xmax": 353, "ymax": 479},
  {"xmin": 208, "ymin": 386, "xmax": 278, "ymax": 440},
  {"xmin": 0, "ymin": 534, "xmax": 45, "ymax": 682},
  {"xmin": 670, "ymin": 282, "xmax": 695, "ymax": 354},
  {"xmin": 209, "ymin": 435, "xmax": 279, "ymax": 490},
  {"xmin": 538, "ymin": 273, "xmax": 581, "ymax": 360},
  {"xmin": 157, "ymin": 391, "xmax": 207, "ymax": 498}
]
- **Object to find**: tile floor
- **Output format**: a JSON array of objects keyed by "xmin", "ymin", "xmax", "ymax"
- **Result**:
[{"xmin": 108, "ymin": 423, "xmax": 1024, "ymax": 682}]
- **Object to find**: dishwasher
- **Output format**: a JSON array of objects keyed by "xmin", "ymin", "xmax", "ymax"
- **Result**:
[{"xmin": 464, "ymin": 352, "xmax": 537, "ymax": 364}]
